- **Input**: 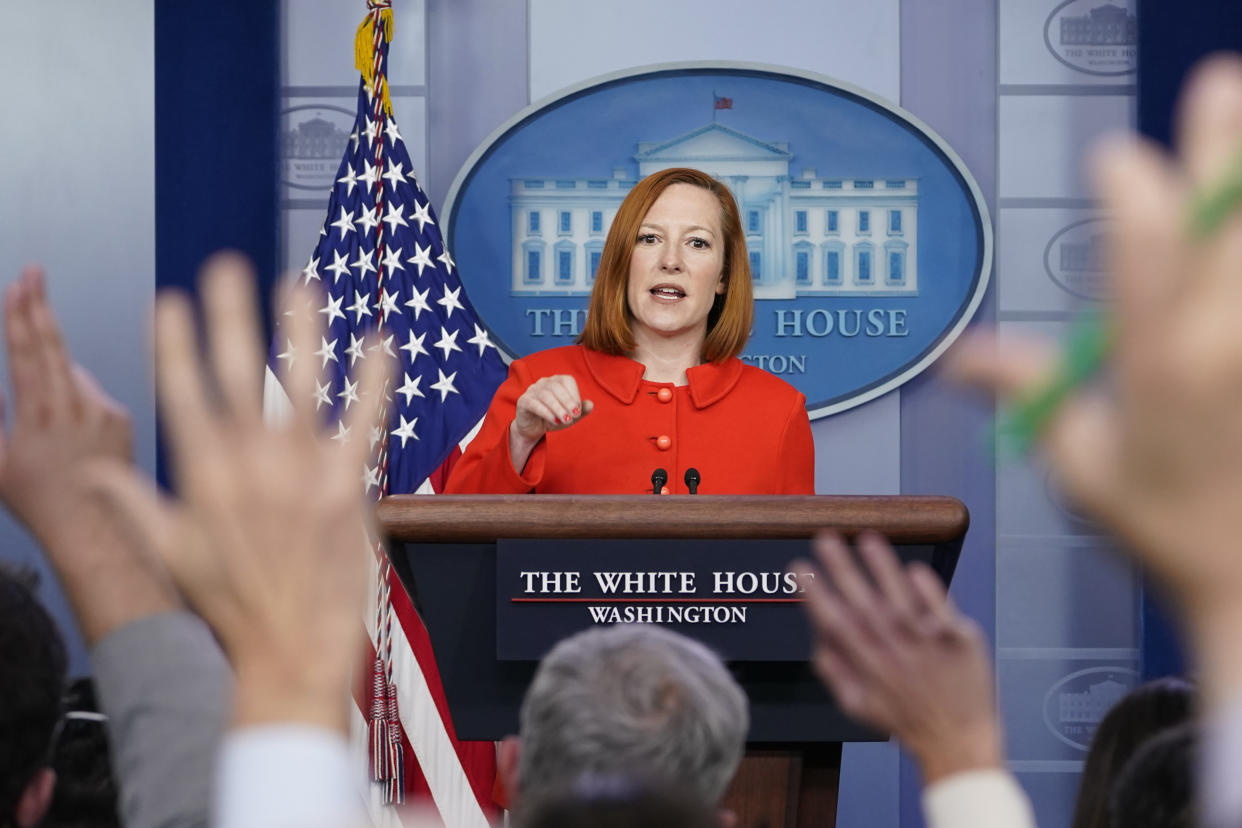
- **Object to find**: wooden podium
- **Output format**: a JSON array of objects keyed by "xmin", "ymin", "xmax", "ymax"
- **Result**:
[{"xmin": 378, "ymin": 494, "xmax": 968, "ymax": 828}]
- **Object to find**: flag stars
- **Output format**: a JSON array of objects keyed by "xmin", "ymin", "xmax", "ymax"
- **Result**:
[
  {"xmin": 351, "ymin": 248, "xmax": 377, "ymax": 279},
  {"xmin": 364, "ymin": 116, "xmax": 380, "ymax": 146},
  {"xmin": 437, "ymin": 249, "xmax": 456, "ymax": 272},
  {"xmin": 363, "ymin": 463, "xmax": 381, "ymax": 493},
  {"xmin": 313, "ymin": 379, "xmax": 333, "ymax": 410},
  {"xmin": 345, "ymin": 333, "xmax": 367, "ymax": 366},
  {"xmin": 325, "ymin": 250, "xmax": 351, "ymax": 284},
  {"xmin": 330, "ymin": 207, "xmax": 355, "ymax": 240},
  {"xmin": 338, "ymin": 376, "xmax": 360, "ymax": 410},
  {"xmin": 276, "ymin": 338, "xmax": 296, "ymax": 369},
  {"xmin": 379, "ymin": 333, "xmax": 396, "ymax": 358},
  {"xmin": 437, "ymin": 286, "xmax": 465, "ymax": 319},
  {"xmin": 408, "ymin": 242, "xmax": 434, "ymax": 277},
  {"xmin": 433, "ymin": 327, "xmax": 461, "ymax": 360},
  {"xmin": 301, "ymin": 255, "xmax": 321, "ymax": 284},
  {"xmin": 382, "ymin": 160, "xmax": 406, "ymax": 189},
  {"xmin": 430, "ymin": 368, "xmax": 459, "ymax": 401},
  {"xmin": 337, "ymin": 164, "xmax": 360, "ymax": 196},
  {"xmin": 347, "ymin": 290, "xmax": 373, "ymax": 323},
  {"xmin": 409, "ymin": 200, "xmax": 434, "ymax": 232},
  {"xmin": 320, "ymin": 293, "xmax": 346, "ymax": 326},
  {"xmin": 330, "ymin": 421, "xmax": 352, "ymax": 444},
  {"xmin": 382, "ymin": 202, "xmax": 409, "ymax": 233},
  {"xmin": 368, "ymin": 425, "xmax": 384, "ymax": 451},
  {"xmin": 467, "ymin": 324, "xmax": 495, "ymax": 356},
  {"xmin": 381, "ymin": 247, "xmax": 405, "ymax": 274},
  {"xmin": 395, "ymin": 372, "xmax": 424, "ymax": 404},
  {"xmin": 405, "ymin": 287, "xmax": 431, "ymax": 319},
  {"xmin": 383, "ymin": 120, "xmax": 403, "ymax": 146},
  {"xmin": 400, "ymin": 330, "xmax": 428, "ymax": 362},
  {"xmin": 355, "ymin": 205, "xmax": 380, "ymax": 235},
  {"xmin": 360, "ymin": 160, "xmax": 380, "ymax": 190},
  {"xmin": 380, "ymin": 288, "xmax": 400, "ymax": 317},
  {"xmin": 314, "ymin": 335, "xmax": 339, "ymax": 368},
  {"xmin": 391, "ymin": 414, "xmax": 419, "ymax": 448}
]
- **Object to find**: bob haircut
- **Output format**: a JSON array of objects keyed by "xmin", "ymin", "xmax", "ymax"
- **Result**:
[{"xmin": 577, "ymin": 167, "xmax": 753, "ymax": 363}]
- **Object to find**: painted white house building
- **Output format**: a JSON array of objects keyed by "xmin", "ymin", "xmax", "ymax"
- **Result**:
[{"xmin": 510, "ymin": 122, "xmax": 919, "ymax": 299}]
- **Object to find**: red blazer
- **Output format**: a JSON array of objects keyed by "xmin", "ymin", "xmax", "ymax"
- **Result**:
[{"xmin": 445, "ymin": 345, "xmax": 815, "ymax": 495}]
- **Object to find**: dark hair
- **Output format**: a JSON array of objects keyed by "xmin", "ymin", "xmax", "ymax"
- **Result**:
[
  {"xmin": 1071, "ymin": 677, "xmax": 1195, "ymax": 828},
  {"xmin": 44, "ymin": 679, "xmax": 120, "ymax": 828},
  {"xmin": 518, "ymin": 774, "xmax": 718, "ymax": 828},
  {"xmin": 577, "ymin": 167, "xmax": 753, "ymax": 362},
  {"xmin": 1108, "ymin": 724, "xmax": 1197, "ymax": 828},
  {"xmin": 0, "ymin": 566, "xmax": 68, "ymax": 824}
]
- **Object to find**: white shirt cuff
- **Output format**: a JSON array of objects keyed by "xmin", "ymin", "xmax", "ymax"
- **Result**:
[
  {"xmin": 1203, "ymin": 697, "xmax": 1242, "ymax": 828},
  {"xmin": 213, "ymin": 725, "xmax": 363, "ymax": 828},
  {"xmin": 922, "ymin": 768, "xmax": 1037, "ymax": 828}
]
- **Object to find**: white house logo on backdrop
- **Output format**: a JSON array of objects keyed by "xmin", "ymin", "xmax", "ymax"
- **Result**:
[
  {"xmin": 1043, "ymin": 666, "xmax": 1138, "ymax": 750},
  {"xmin": 281, "ymin": 105, "xmax": 355, "ymax": 191},
  {"xmin": 510, "ymin": 123, "xmax": 919, "ymax": 301},
  {"xmin": 444, "ymin": 63, "xmax": 991, "ymax": 418},
  {"xmin": 1044, "ymin": 0, "xmax": 1138, "ymax": 76},
  {"xmin": 1043, "ymin": 217, "xmax": 1112, "ymax": 302}
]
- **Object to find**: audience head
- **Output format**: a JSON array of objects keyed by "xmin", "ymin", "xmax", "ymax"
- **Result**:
[
  {"xmin": 0, "ymin": 566, "xmax": 67, "ymax": 828},
  {"xmin": 1108, "ymin": 723, "xmax": 1197, "ymax": 828},
  {"xmin": 506, "ymin": 624, "xmax": 747, "ymax": 815},
  {"xmin": 43, "ymin": 679, "xmax": 119, "ymax": 828},
  {"xmin": 1071, "ymin": 676, "xmax": 1195, "ymax": 828},
  {"xmin": 518, "ymin": 774, "xmax": 719, "ymax": 828}
]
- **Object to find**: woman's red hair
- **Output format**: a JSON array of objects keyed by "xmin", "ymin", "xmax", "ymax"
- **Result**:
[{"xmin": 577, "ymin": 167, "xmax": 753, "ymax": 363}]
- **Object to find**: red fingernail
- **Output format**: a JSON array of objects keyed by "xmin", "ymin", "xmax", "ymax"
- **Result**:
[
  {"xmin": 563, "ymin": 414, "xmax": 571, "ymax": 423},
  {"xmin": 572, "ymin": 406, "xmax": 580, "ymax": 416}
]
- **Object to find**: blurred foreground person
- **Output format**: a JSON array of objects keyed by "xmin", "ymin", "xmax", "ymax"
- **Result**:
[
  {"xmin": 81, "ymin": 255, "xmax": 392, "ymax": 828},
  {"xmin": 0, "ymin": 567, "xmax": 66, "ymax": 828},
  {"xmin": 44, "ymin": 679, "xmax": 121, "ymax": 828},
  {"xmin": 1073, "ymin": 678, "xmax": 1194, "ymax": 828},
  {"xmin": 792, "ymin": 533, "xmax": 1034, "ymax": 828},
  {"xmin": 0, "ymin": 266, "xmax": 228, "ymax": 828},
  {"xmin": 1109, "ymin": 724, "xmax": 1197, "ymax": 828},
  {"xmin": 948, "ymin": 55, "xmax": 1242, "ymax": 828},
  {"xmin": 500, "ymin": 624, "xmax": 747, "ymax": 826}
]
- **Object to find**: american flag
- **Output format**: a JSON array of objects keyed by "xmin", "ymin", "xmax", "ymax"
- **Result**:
[{"xmin": 265, "ymin": 3, "xmax": 505, "ymax": 825}]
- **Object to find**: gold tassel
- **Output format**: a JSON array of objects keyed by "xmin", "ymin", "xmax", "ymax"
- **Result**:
[{"xmin": 354, "ymin": 8, "xmax": 394, "ymax": 117}]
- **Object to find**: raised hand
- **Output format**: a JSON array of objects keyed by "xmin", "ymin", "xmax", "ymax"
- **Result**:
[
  {"xmin": 87, "ymin": 254, "xmax": 393, "ymax": 732},
  {"xmin": 946, "ymin": 58, "xmax": 1242, "ymax": 653},
  {"xmin": 0, "ymin": 266, "xmax": 132, "ymax": 546},
  {"xmin": 509, "ymin": 374, "xmax": 594, "ymax": 473},
  {"xmin": 792, "ymin": 533, "xmax": 1001, "ymax": 783},
  {"xmin": 0, "ymin": 266, "xmax": 177, "ymax": 643}
]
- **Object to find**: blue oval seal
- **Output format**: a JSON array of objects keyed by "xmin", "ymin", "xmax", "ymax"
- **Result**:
[{"xmin": 444, "ymin": 62, "xmax": 991, "ymax": 419}]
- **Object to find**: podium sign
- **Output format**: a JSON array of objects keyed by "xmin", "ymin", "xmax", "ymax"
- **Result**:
[{"xmin": 497, "ymin": 538, "xmax": 938, "ymax": 661}]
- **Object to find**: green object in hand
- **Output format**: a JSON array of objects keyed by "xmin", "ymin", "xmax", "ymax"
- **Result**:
[
  {"xmin": 998, "ymin": 314, "xmax": 1113, "ymax": 456},
  {"xmin": 1188, "ymin": 152, "xmax": 1242, "ymax": 240},
  {"xmin": 998, "ymin": 152, "xmax": 1242, "ymax": 456}
]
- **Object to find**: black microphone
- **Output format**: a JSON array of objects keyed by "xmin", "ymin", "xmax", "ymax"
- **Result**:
[
  {"xmin": 684, "ymin": 468, "xmax": 701, "ymax": 495},
  {"xmin": 651, "ymin": 468, "xmax": 668, "ymax": 495}
]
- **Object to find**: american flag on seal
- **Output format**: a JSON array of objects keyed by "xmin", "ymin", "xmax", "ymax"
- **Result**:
[{"xmin": 264, "ymin": 1, "xmax": 506, "ymax": 824}]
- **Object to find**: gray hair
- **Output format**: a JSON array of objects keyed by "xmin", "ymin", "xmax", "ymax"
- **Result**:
[{"xmin": 517, "ymin": 624, "xmax": 748, "ymax": 808}]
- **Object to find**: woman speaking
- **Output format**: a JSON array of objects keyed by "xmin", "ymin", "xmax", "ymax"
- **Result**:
[{"xmin": 445, "ymin": 167, "xmax": 814, "ymax": 495}]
